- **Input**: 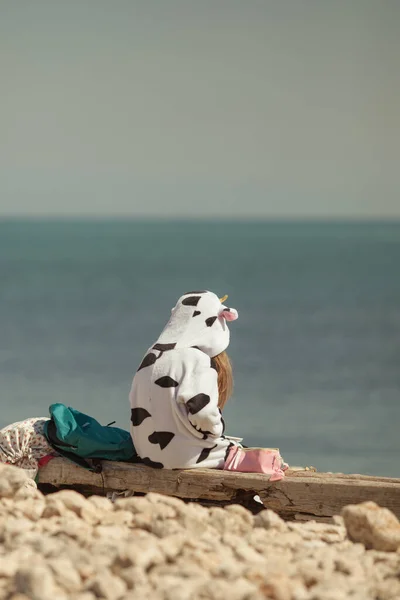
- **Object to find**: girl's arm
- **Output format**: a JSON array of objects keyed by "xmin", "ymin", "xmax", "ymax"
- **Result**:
[{"xmin": 177, "ymin": 349, "xmax": 224, "ymax": 438}]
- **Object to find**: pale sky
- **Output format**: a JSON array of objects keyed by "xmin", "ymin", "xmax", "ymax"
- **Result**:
[{"xmin": 1, "ymin": 1, "xmax": 399, "ymax": 218}]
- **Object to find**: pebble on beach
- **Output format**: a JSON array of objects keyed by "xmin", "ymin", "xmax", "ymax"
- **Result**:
[{"xmin": 1, "ymin": 462, "xmax": 400, "ymax": 600}]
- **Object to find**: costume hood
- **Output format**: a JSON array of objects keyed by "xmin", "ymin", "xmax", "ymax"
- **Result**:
[{"xmin": 156, "ymin": 290, "xmax": 238, "ymax": 358}]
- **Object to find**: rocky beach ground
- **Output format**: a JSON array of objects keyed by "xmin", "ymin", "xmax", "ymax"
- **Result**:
[{"xmin": 1, "ymin": 463, "xmax": 400, "ymax": 600}]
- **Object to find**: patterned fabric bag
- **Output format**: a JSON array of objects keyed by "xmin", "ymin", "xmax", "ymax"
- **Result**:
[{"xmin": 0, "ymin": 417, "xmax": 56, "ymax": 478}]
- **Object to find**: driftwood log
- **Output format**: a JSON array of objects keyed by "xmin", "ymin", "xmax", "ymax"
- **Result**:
[{"xmin": 38, "ymin": 458, "xmax": 400, "ymax": 521}]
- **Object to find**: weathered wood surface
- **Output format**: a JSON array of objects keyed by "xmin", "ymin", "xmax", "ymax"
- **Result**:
[{"xmin": 39, "ymin": 458, "xmax": 400, "ymax": 520}]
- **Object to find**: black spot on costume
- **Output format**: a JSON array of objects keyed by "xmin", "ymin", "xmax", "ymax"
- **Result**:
[
  {"xmin": 186, "ymin": 393, "xmax": 211, "ymax": 414},
  {"xmin": 137, "ymin": 353, "xmax": 157, "ymax": 371},
  {"xmin": 196, "ymin": 444, "xmax": 217, "ymax": 464},
  {"xmin": 220, "ymin": 416, "xmax": 226, "ymax": 434},
  {"xmin": 131, "ymin": 408, "xmax": 152, "ymax": 426},
  {"xmin": 155, "ymin": 376, "xmax": 179, "ymax": 388},
  {"xmin": 140, "ymin": 457, "xmax": 164, "ymax": 469},
  {"xmin": 182, "ymin": 296, "xmax": 201, "ymax": 307},
  {"xmin": 205, "ymin": 316, "xmax": 217, "ymax": 327},
  {"xmin": 153, "ymin": 343, "xmax": 176, "ymax": 351},
  {"xmin": 148, "ymin": 431, "xmax": 175, "ymax": 450}
]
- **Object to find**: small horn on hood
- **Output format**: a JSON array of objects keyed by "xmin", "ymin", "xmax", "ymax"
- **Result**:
[{"xmin": 219, "ymin": 295, "xmax": 228, "ymax": 303}]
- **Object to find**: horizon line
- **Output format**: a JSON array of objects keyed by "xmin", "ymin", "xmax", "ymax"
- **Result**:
[{"xmin": 1, "ymin": 215, "xmax": 400, "ymax": 225}]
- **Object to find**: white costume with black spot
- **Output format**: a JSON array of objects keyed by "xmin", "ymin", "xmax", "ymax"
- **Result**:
[{"xmin": 129, "ymin": 291, "xmax": 239, "ymax": 469}]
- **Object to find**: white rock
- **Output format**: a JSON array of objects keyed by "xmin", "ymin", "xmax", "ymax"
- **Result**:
[
  {"xmin": 147, "ymin": 517, "xmax": 184, "ymax": 538},
  {"xmin": 48, "ymin": 557, "xmax": 82, "ymax": 592},
  {"xmin": 158, "ymin": 533, "xmax": 186, "ymax": 561},
  {"xmin": 199, "ymin": 577, "xmax": 259, "ymax": 600},
  {"xmin": 122, "ymin": 586, "xmax": 164, "ymax": 600},
  {"xmin": 154, "ymin": 574, "xmax": 203, "ymax": 600},
  {"xmin": 40, "ymin": 514, "xmax": 93, "ymax": 544},
  {"xmin": 145, "ymin": 492, "xmax": 186, "ymax": 512},
  {"xmin": 42, "ymin": 496, "xmax": 70, "ymax": 518},
  {"xmin": 254, "ymin": 509, "xmax": 288, "ymax": 532},
  {"xmin": 14, "ymin": 478, "xmax": 42, "ymax": 500},
  {"xmin": 14, "ymin": 565, "xmax": 64, "ymax": 600},
  {"xmin": 0, "ymin": 555, "xmax": 19, "ymax": 578},
  {"xmin": 0, "ymin": 464, "xmax": 29, "ymax": 499},
  {"xmin": 3, "ymin": 516, "xmax": 34, "ymax": 537},
  {"xmin": 94, "ymin": 525, "xmax": 130, "ymax": 540},
  {"xmin": 225, "ymin": 503, "xmax": 254, "ymax": 525},
  {"xmin": 46, "ymin": 489, "xmax": 89, "ymax": 515},
  {"xmin": 222, "ymin": 533, "xmax": 265, "ymax": 564},
  {"xmin": 372, "ymin": 577, "xmax": 400, "ymax": 600},
  {"xmin": 12, "ymin": 498, "xmax": 45, "ymax": 521},
  {"xmin": 101, "ymin": 509, "xmax": 134, "ymax": 526},
  {"xmin": 88, "ymin": 495, "xmax": 114, "ymax": 511},
  {"xmin": 119, "ymin": 541, "xmax": 165, "ymax": 570},
  {"xmin": 89, "ymin": 572, "xmax": 127, "ymax": 600},
  {"xmin": 208, "ymin": 505, "xmax": 253, "ymax": 536},
  {"xmin": 118, "ymin": 565, "xmax": 148, "ymax": 590},
  {"xmin": 333, "ymin": 555, "xmax": 364, "ymax": 578},
  {"xmin": 301, "ymin": 540, "xmax": 327, "ymax": 549},
  {"xmin": 342, "ymin": 501, "xmax": 400, "ymax": 552},
  {"xmin": 114, "ymin": 495, "xmax": 151, "ymax": 513},
  {"xmin": 259, "ymin": 573, "xmax": 296, "ymax": 600}
]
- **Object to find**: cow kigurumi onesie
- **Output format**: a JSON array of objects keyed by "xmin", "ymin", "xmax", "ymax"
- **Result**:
[{"xmin": 129, "ymin": 291, "xmax": 239, "ymax": 469}]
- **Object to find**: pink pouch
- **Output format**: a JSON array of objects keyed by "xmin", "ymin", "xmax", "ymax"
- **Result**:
[{"xmin": 223, "ymin": 446, "xmax": 288, "ymax": 481}]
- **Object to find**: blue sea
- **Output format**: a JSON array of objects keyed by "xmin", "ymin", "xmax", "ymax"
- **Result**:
[{"xmin": 1, "ymin": 220, "xmax": 399, "ymax": 477}]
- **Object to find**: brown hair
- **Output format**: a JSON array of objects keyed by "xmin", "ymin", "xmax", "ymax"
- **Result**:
[{"xmin": 212, "ymin": 351, "xmax": 233, "ymax": 410}]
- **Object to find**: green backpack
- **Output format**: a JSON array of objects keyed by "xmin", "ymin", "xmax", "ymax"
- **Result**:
[{"xmin": 43, "ymin": 403, "xmax": 137, "ymax": 471}]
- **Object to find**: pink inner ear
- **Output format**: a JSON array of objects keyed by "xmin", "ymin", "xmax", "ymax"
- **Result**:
[{"xmin": 221, "ymin": 309, "xmax": 238, "ymax": 321}]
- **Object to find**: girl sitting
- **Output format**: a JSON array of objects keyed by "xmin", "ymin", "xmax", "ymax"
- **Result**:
[{"xmin": 129, "ymin": 290, "xmax": 240, "ymax": 469}]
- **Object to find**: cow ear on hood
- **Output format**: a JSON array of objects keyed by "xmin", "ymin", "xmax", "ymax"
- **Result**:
[{"xmin": 220, "ymin": 307, "xmax": 238, "ymax": 322}]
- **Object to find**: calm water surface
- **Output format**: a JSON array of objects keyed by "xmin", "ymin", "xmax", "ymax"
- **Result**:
[{"xmin": 1, "ymin": 220, "xmax": 399, "ymax": 476}]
